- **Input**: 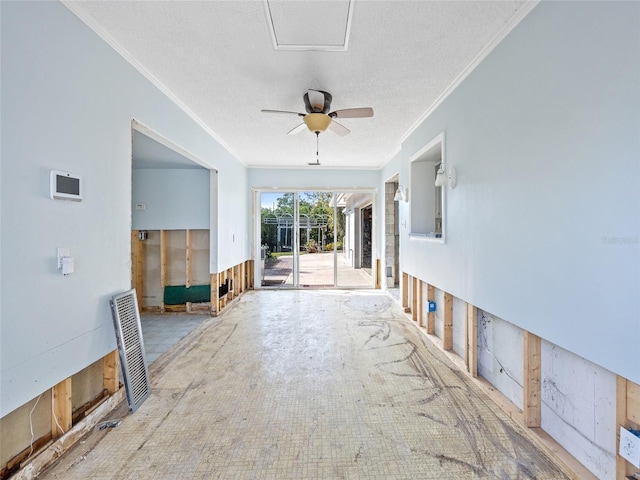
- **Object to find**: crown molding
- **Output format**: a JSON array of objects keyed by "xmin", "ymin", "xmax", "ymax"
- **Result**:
[
  {"xmin": 61, "ymin": 1, "xmax": 246, "ymax": 166},
  {"xmin": 398, "ymin": 0, "xmax": 541, "ymax": 146}
]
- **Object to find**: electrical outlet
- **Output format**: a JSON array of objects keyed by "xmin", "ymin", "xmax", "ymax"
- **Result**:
[{"xmin": 619, "ymin": 427, "xmax": 640, "ymax": 467}]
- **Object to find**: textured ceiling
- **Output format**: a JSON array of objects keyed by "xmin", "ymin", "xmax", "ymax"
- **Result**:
[{"xmin": 64, "ymin": 0, "xmax": 529, "ymax": 169}]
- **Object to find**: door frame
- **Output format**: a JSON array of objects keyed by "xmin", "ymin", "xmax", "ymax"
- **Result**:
[{"xmin": 253, "ymin": 188, "xmax": 377, "ymax": 289}]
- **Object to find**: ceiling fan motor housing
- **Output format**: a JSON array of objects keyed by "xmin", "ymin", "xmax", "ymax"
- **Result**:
[{"xmin": 304, "ymin": 90, "xmax": 332, "ymax": 114}]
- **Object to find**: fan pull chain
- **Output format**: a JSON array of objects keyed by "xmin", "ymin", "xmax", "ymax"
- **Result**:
[{"xmin": 316, "ymin": 132, "xmax": 320, "ymax": 164}]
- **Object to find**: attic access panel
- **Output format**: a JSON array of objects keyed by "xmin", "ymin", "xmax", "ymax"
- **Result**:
[
  {"xmin": 265, "ymin": 0, "xmax": 353, "ymax": 51},
  {"xmin": 110, "ymin": 289, "xmax": 151, "ymax": 412}
]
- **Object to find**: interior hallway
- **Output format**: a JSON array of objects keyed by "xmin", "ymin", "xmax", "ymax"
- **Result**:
[{"xmin": 41, "ymin": 290, "xmax": 567, "ymax": 479}]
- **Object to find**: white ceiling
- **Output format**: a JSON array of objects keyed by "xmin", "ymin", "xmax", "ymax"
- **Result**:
[{"xmin": 64, "ymin": 0, "xmax": 530, "ymax": 169}]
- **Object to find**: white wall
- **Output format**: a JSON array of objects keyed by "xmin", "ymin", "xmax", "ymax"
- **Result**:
[
  {"xmin": 387, "ymin": 1, "xmax": 640, "ymax": 384},
  {"xmin": 132, "ymin": 169, "xmax": 210, "ymax": 230},
  {"xmin": 0, "ymin": 1, "xmax": 247, "ymax": 416},
  {"xmin": 216, "ymin": 160, "xmax": 249, "ymax": 272},
  {"xmin": 248, "ymin": 168, "xmax": 379, "ymax": 190}
]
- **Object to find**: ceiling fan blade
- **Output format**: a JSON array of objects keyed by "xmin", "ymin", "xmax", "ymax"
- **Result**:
[
  {"xmin": 329, "ymin": 107, "xmax": 374, "ymax": 119},
  {"xmin": 261, "ymin": 109, "xmax": 304, "ymax": 116},
  {"xmin": 328, "ymin": 120, "xmax": 350, "ymax": 136},
  {"xmin": 287, "ymin": 123, "xmax": 307, "ymax": 135}
]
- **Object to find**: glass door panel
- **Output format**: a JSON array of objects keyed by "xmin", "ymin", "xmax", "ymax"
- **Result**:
[
  {"xmin": 298, "ymin": 192, "xmax": 335, "ymax": 287},
  {"xmin": 260, "ymin": 192, "xmax": 294, "ymax": 288},
  {"xmin": 259, "ymin": 190, "xmax": 374, "ymax": 289}
]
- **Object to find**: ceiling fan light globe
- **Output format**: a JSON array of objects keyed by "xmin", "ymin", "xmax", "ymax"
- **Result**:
[{"xmin": 303, "ymin": 113, "xmax": 332, "ymax": 133}]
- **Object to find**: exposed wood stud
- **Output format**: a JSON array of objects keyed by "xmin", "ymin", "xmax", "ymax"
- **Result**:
[
  {"xmin": 412, "ymin": 277, "xmax": 418, "ymax": 322},
  {"xmin": 523, "ymin": 331, "xmax": 542, "ymax": 428},
  {"xmin": 402, "ymin": 272, "xmax": 409, "ymax": 311},
  {"xmin": 466, "ymin": 303, "xmax": 478, "ymax": 377},
  {"xmin": 185, "ymin": 229, "xmax": 192, "ymax": 288},
  {"xmin": 131, "ymin": 231, "xmax": 144, "ymax": 307},
  {"xmin": 241, "ymin": 261, "xmax": 246, "ymax": 293},
  {"xmin": 628, "ymin": 380, "xmax": 640, "ymax": 425},
  {"xmin": 443, "ymin": 292, "xmax": 453, "ymax": 350},
  {"xmin": 375, "ymin": 259, "xmax": 381, "ymax": 289},
  {"xmin": 211, "ymin": 273, "xmax": 220, "ymax": 316},
  {"xmin": 616, "ymin": 376, "xmax": 629, "ymax": 480},
  {"xmin": 103, "ymin": 350, "xmax": 119, "ymax": 395},
  {"xmin": 426, "ymin": 284, "xmax": 435, "ymax": 334},
  {"xmin": 160, "ymin": 230, "xmax": 167, "ymax": 313},
  {"xmin": 248, "ymin": 260, "xmax": 255, "ymax": 289},
  {"xmin": 417, "ymin": 280, "xmax": 424, "ymax": 327},
  {"xmin": 51, "ymin": 378, "xmax": 72, "ymax": 439},
  {"xmin": 617, "ymin": 377, "xmax": 640, "ymax": 478}
]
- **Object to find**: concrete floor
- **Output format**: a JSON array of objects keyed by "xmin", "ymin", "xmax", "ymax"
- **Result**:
[
  {"xmin": 41, "ymin": 290, "xmax": 567, "ymax": 479},
  {"xmin": 263, "ymin": 252, "xmax": 373, "ymax": 288}
]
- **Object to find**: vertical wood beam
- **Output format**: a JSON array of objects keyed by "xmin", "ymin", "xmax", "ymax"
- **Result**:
[
  {"xmin": 412, "ymin": 277, "xmax": 418, "ymax": 322},
  {"xmin": 375, "ymin": 259, "xmax": 381, "ymax": 289},
  {"xmin": 185, "ymin": 230, "xmax": 193, "ymax": 312},
  {"xmin": 616, "ymin": 376, "xmax": 629, "ymax": 480},
  {"xmin": 103, "ymin": 350, "xmax": 119, "ymax": 395},
  {"xmin": 160, "ymin": 230, "xmax": 167, "ymax": 313},
  {"xmin": 241, "ymin": 261, "xmax": 246, "ymax": 293},
  {"xmin": 523, "ymin": 331, "xmax": 542, "ymax": 427},
  {"xmin": 249, "ymin": 260, "xmax": 254, "ymax": 289},
  {"xmin": 402, "ymin": 273, "xmax": 410, "ymax": 312},
  {"xmin": 417, "ymin": 280, "xmax": 424, "ymax": 328},
  {"xmin": 466, "ymin": 303, "xmax": 478, "ymax": 377},
  {"xmin": 131, "ymin": 231, "xmax": 144, "ymax": 308},
  {"xmin": 185, "ymin": 229, "xmax": 192, "ymax": 288},
  {"xmin": 51, "ymin": 378, "xmax": 72, "ymax": 439},
  {"xmin": 616, "ymin": 375, "xmax": 640, "ymax": 480},
  {"xmin": 211, "ymin": 273, "xmax": 220, "ymax": 316},
  {"xmin": 628, "ymin": 380, "xmax": 640, "ymax": 425},
  {"xmin": 443, "ymin": 292, "xmax": 453, "ymax": 350},
  {"xmin": 426, "ymin": 284, "xmax": 435, "ymax": 334}
]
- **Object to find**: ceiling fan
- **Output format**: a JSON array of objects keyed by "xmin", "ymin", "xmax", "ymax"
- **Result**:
[{"xmin": 261, "ymin": 89, "xmax": 374, "ymax": 137}]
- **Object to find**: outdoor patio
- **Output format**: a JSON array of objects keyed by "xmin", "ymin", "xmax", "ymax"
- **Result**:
[{"xmin": 263, "ymin": 251, "xmax": 373, "ymax": 288}]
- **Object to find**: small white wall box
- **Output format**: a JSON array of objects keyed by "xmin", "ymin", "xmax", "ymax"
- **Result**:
[
  {"xmin": 50, "ymin": 170, "xmax": 82, "ymax": 201},
  {"xmin": 619, "ymin": 426, "xmax": 640, "ymax": 467},
  {"xmin": 61, "ymin": 256, "xmax": 74, "ymax": 276}
]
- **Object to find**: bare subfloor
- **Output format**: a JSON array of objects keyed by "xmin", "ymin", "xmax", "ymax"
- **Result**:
[{"xmin": 41, "ymin": 290, "xmax": 567, "ymax": 479}]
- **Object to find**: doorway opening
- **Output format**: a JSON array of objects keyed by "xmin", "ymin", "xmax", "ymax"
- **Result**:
[
  {"xmin": 130, "ymin": 120, "xmax": 216, "ymax": 361},
  {"xmin": 258, "ymin": 190, "xmax": 374, "ymax": 289}
]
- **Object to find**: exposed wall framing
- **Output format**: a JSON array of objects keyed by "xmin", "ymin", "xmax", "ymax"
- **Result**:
[
  {"xmin": 617, "ymin": 377, "xmax": 640, "ymax": 479},
  {"xmin": 398, "ymin": 271, "xmax": 615, "ymax": 480},
  {"xmin": 210, "ymin": 259, "xmax": 254, "ymax": 317},
  {"xmin": 131, "ymin": 229, "xmax": 250, "ymax": 315},
  {"xmin": 0, "ymin": 351, "xmax": 122, "ymax": 480}
]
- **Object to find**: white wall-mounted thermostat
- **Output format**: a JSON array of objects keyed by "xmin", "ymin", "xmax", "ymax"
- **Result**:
[{"xmin": 50, "ymin": 170, "xmax": 82, "ymax": 201}]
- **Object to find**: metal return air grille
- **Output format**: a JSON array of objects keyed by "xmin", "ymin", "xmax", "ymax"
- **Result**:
[{"xmin": 110, "ymin": 289, "xmax": 151, "ymax": 412}]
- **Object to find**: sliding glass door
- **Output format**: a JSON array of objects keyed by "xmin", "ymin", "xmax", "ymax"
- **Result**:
[{"xmin": 258, "ymin": 191, "xmax": 374, "ymax": 289}]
